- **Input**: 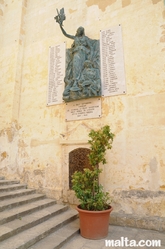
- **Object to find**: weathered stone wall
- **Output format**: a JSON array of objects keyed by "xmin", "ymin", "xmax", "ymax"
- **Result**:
[{"xmin": 0, "ymin": 0, "xmax": 165, "ymax": 219}]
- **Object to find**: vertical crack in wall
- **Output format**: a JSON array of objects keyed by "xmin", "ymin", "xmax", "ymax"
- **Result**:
[
  {"xmin": 0, "ymin": 0, "xmax": 4, "ymax": 50},
  {"xmin": 12, "ymin": 0, "xmax": 27, "ymax": 121}
]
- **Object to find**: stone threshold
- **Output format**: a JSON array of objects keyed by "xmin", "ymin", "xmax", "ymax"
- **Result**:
[{"xmin": 110, "ymin": 212, "xmax": 165, "ymax": 232}]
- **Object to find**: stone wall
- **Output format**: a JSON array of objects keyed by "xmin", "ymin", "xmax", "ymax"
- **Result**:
[{"xmin": 0, "ymin": 0, "xmax": 165, "ymax": 220}]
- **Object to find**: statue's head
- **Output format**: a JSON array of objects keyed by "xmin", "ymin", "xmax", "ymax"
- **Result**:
[
  {"xmin": 76, "ymin": 27, "xmax": 85, "ymax": 36},
  {"xmin": 84, "ymin": 60, "xmax": 93, "ymax": 68}
]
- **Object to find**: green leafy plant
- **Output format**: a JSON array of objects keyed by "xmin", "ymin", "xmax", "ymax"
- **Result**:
[{"xmin": 72, "ymin": 125, "xmax": 115, "ymax": 211}]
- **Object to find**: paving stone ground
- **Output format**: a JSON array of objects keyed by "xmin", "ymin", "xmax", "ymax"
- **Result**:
[{"xmin": 61, "ymin": 225, "xmax": 165, "ymax": 249}]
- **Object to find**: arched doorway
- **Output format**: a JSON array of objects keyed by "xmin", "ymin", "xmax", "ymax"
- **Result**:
[{"xmin": 69, "ymin": 148, "xmax": 93, "ymax": 189}]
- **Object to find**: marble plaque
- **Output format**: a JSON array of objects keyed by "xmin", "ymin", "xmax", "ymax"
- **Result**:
[
  {"xmin": 47, "ymin": 43, "xmax": 66, "ymax": 105},
  {"xmin": 65, "ymin": 98, "xmax": 101, "ymax": 121},
  {"xmin": 100, "ymin": 25, "xmax": 126, "ymax": 97}
]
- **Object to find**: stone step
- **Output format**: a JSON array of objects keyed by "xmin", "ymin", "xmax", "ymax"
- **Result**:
[
  {"xmin": 0, "ymin": 209, "xmax": 78, "ymax": 249},
  {"xmin": 0, "ymin": 198, "xmax": 57, "ymax": 225},
  {"xmin": 0, "ymin": 177, "xmax": 79, "ymax": 248},
  {"xmin": 0, "ymin": 180, "xmax": 20, "ymax": 186},
  {"xmin": 0, "ymin": 204, "xmax": 68, "ymax": 242},
  {"xmin": 0, "ymin": 176, "xmax": 5, "ymax": 180},
  {"xmin": 28, "ymin": 219, "xmax": 79, "ymax": 249},
  {"xmin": 0, "ymin": 183, "xmax": 27, "ymax": 192},
  {"xmin": 0, "ymin": 188, "xmax": 36, "ymax": 200},
  {"xmin": 0, "ymin": 193, "xmax": 46, "ymax": 211}
]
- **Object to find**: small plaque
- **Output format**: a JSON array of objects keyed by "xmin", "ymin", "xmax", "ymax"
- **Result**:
[
  {"xmin": 65, "ymin": 98, "xmax": 101, "ymax": 121},
  {"xmin": 100, "ymin": 25, "xmax": 126, "ymax": 97},
  {"xmin": 47, "ymin": 43, "xmax": 66, "ymax": 105}
]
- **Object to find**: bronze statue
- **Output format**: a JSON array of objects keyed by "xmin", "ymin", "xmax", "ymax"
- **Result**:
[{"xmin": 55, "ymin": 8, "xmax": 101, "ymax": 102}]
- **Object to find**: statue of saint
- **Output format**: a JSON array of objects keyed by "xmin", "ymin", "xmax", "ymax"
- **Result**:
[{"xmin": 55, "ymin": 8, "xmax": 101, "ymax": 102}]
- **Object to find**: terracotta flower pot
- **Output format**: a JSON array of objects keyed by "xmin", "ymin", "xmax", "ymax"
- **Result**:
[{"xmin": 76, "ymin": 205, "xmax": 113, "ymax": 240}]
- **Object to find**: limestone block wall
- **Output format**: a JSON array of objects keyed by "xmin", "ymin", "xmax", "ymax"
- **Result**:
[{"xmin": 0, "ymin": 0, "xmax": 165, "ymax": 218}]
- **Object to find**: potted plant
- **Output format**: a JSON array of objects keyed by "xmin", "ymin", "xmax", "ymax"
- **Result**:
[{"xmin": 72, "ymin": 125, "xmax": 115, "ymax": 239}]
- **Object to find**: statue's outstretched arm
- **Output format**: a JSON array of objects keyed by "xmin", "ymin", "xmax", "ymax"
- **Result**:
[{"xmin": 59, "ymin": 24, "xmax": 75, "ymax": 40}]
